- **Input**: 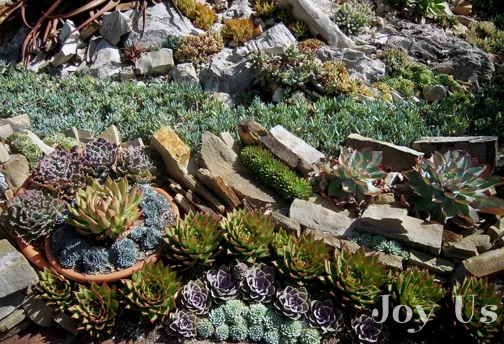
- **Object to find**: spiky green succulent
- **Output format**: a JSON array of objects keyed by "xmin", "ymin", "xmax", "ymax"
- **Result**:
[
  {"xmin": 391, "ymin": 267, "xmax": 445, "ymax": 324},
  {"xmin": 280, "ymin": 320, "xmax": 303, "ymax": 338},
  {"xmin": 69, "ymin": 282, "xmax": 119, "ymax": 338},
  {"xmin": 209, "ymin": 305, "xmax": 226, "ymax": 327},
  {"xmin": 121, "ymin": 261, "xmax": 181, "ymax": 323},
  {"xmin": 1, "ymin": 189, "xmax": 60, "ymax": 244},
  {"xmin": 248, "ymin": 323, "xmax": 265, "ymax": 341},
  {"xmin": 117, "ymin": 146, "xmax": 158, "ymax": 183},
  {"xmin": 215, "ymin": 323, "xmax": 230, "ymax": 341},
  {"xmin": 325, "ymin": 246, "xmax": 390, "ymax": 310},
  {"xmin": 404, "ymin": 150, "xmax": 504, "ymax": 228},
  {"xmin": 164, "ymin": 211, "xmax": 222, "ymax": 270},
  {"xmin": 240, "ymin": 145, "xmax": 312, "ymax": 201},
  {"xmin": 452, "ymin": 276, "xmax": 503, "ymax": 343},
  {"xmin": 221, "ymin": 209, "xmax": 275, "ymax": 263},
  {"xmin": 332, "ymin": 0, "xmax": 375, "ymax": 36},
  {"xmin": 34, "ymin": 268, "xmax": 75, "ymax": 312},
  {"xmin": 264, "ymin": 329, "xmax": 281, "ymax": 344},
  {"xmin": 273, "ymin": 231, "xmax": 330, "ymax": 286},
  {"xmin": 67, "ymin": 177, "xmax": 144, "ymax": 240},
  {"xmin": 319, "ymin": 146, "xmax": 387, "ymax": 211},
  {"xmin": 230, "ymin": 321, "xmax": 249, "ymax": 341}
]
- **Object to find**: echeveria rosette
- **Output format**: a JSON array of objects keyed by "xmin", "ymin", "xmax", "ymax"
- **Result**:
[
  {"xmin": 240, "ymin": 264, "xmax": 277, "ymax": 303},
  {"xmin": 404, "ymin": 150, "xmax": 504, "ymax": 228},
  {"xmin": 351, "ymin": 314, "xmax": 385, "ymax": 344},
  {"xmin": 180, "ymin": 279, "xmax": 212, "ymax": 315},
  {"xmin": 452, "ymin": 276, "xmax": 503, "ymax": 342},
  {"xmin": 116, "ymin": 146, "xmax": 158, "ymax": 183},
  {"xmin": 206, "ymin": 265, "xmax": 238, "ymax": 302},
  {"xmin": 308, "ymin": 299, "xmax": 344, "ymax": 335},
  {"xmin": 34, "ymin": 268, "xmax": 75, "ymax": 312},
  {"xmin": 121, "ymin": 261, "xmax": 181, "ymax": 323},
  {"xmin": 169, "ymin": 309, "xmax": 197, "ymax": 338},
  {"xmin": 325, "ymin": 246, "xmax": 390, "ymax": 311},
  {"xmin": 82, "ymin": 138, "xmax": 119, "ymax": 181},
  {"xmin": 274, "ymin": 286, "xmax": 310, "ymax": 320}
]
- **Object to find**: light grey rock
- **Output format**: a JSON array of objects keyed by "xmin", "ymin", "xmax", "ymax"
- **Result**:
[
  {"xmin": 0, "ymin": 308, "xmax": 25, "ymax": 333},
  {"xmin": 120, "ymin": 66, "xmax": 136, "ymax": 81},
  {"xmin": 213, "ymin": 93, "xmax": 235, "ymax": 108},
  {"xmin": 271, "ymin": 211, "xmax": 301, "ymax": 236},
  {"xmin": 196, "ymin": 168, "xmax": 241, "ymax": 210},
  {"xmin": 422, "ymin": 85, "xmax": 448, "ymax": 101},
  {"xmin": 59, "ymin": 19, "xmax": 79, "ymax": 42},
  {"xmin": 100, "ymin": 11, "xmax": 133, "ymax": 45},
  {"xmin": 289, "ymin": 199, "xmax": 356, "ymax": 238},
  {"xmin": 77, "ymin": 129, "xmax": 94, "ymax": 143},
  {"xmin": 459, "ymin": 234, "xmax": 492, "ymax": 253},
  {"xmin": 169, "ymin": 63, "xmax": 199, "ymax": 86},
  {"xmin": 135, "ymin": 48, "xmax": 174, "ymax": 75},
  {"xmin": 1, "ymin": 155, "xmax": 29, "ymax": 192},
  {"xmin": 219, "ymin": 132, "xmax": 241, "ymax": 154},
  {"xmin": 245, "ymin": 23, "xmax": 296, "ymax": 55},
  {"xmin": 22, "ymin": 293, "xmax": 53, "ymax": 328},
  {"xmin": 224, "ymin": 0, "xmax": 253, "ymax": 19},
  {"xmin": 408, "ymin": 249, "xmax": 455, "ymax": 275},
  {"xmin": 0, "ymin": 240, "xmax": 39, "ymax": 299},
  {"xmin": 453, "ymin": 247, "xmax": 504, "ymax": 280},
  {"xmin": 121, "ymin": 138, "xmax": 144, "ymax": 149},
  {"xmin": 443, "ymin": 240, "xmax": 479, "ymax": 260},
  {"xmin": 318, "ymin": 47, "xmax": 386, "ymax": 84},
  {"xmin": 488, "ymin": 220, "xmax": 504, "ymax": 241},
  {"xmin": 99, "ymin": 125, "xmax": 120, "ymax": 144},
  {"xmin": 374, "ymin": 251, "xmax": 404, "ymax": 270},
  {"xmin": 4, "ymin": 114, "xmax": 30, "ymax": 132},
  {"xmin": 51, "ymin": 41, "xmax": 77, "ymax": 67},
  {"xmin": 0, "ymin": 143, "xmax": 9, "ymax": 163},
  {"xmin": 88, "ymin": 39, "xmax": 123, "ymax": 78},
  {"xmin": 124, "ymin": 2, "xmax": 195, "ymax": 50},
  {"xmin": 28, "ymin": 53, "xmax": 50, "ymax": 73},
  {"xmin": 0, "ymin": 319, "xmax": 30, "ymax": 341},
  {"xmin": 22, "ymin": 130, "xmax": 55, "ymax": 155},
  {"xmin": 0, "ymin": 123, "xmax": 14, "ymax": 140},
  {"xmin": 0, "ymin": 290, "xmax": 25, "ymax": 321}
]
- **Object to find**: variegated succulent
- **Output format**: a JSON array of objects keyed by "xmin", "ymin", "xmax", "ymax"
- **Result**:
[
  {"xmin": 67, "ymin": 177, "xmax": 144, "ymax": 240},
  {"xmin": 404, "ymin": 150, "xmax": 504, "ymax": 228},
  {"xmin": 319, "ymin": 146, "xmax": 387, "ymax": 211},
  {"xmin": 240, "ymin": 264, "xmax": 277, "ymax": 303},
  {"xmin": 325, "ymin": 246, "xmax": 390, "ymax": 310},
  {"xmin": 274, "ymin": 286, "xmax": 311, "ymax": 320},
  {"xmin": 221, "ymin": 209, "xmax": 275, "ymax": 263},
  {"xmin": 121, "ymin": 261, "xmax": 181, "ymax": 323},
  {"xmin": 180, "ymin": 279, "xmax": 212, "ymax": 315},
  {"xmin": 34, "ymin": 268, "xmax": 75, "ymax": 312},
  {"xmin": 164, "ymin": 211, "xmax": 222, "ymax": 270}
]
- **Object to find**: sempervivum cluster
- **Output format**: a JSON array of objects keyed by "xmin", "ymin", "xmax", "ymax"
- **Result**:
[
  {"xmin": 274, "ymin": 286, "xmax": 311, "ymax": 320},
  {"xmin": 83, "ymin": 138, "xmax": 119, "ymax": 180},
  {"xmin": 240, "ymin": 264, "xmax": 277, "ymax": 303},
  {"xmin": 308, "ymin": 299, "xmax": 344, "ymax": 334},
  {"xmin": 34, "ymin": 268, "xmax": 75, "ymax": 312},
  {"xmin": 206, "ymin": 265, "xmax": 238, "ymax": 302},
  {"xmin": 180, "ymin": 280, "xmax": 212, "ymax": 315},
  {"xmin": 116, "ymin": 146, "xmax": 158, "ymax": 183}
]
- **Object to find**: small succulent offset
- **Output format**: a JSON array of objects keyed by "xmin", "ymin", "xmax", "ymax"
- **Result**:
[
  {"xmin": 403, "ymin": 150, "xmax": 504, "ymax": 228},
  {"xmin": 174, "ymin": 29, "xmax": 224, "ymax": 64},
  {"xmin": 209, "ymin": 305, "xmax": 227, "ymax": 327},
  {"xmin": 233, "ymin": 262, "xmax": 249, "ymax": 281},
  {"xmin": 58, "ymin": 237, "xmax": 90, "ymax": 268},
  {"xmin": 351, "ymin": 314, "xmax": 385, "ymax": 344},
  {"xmin": 206, "ymin": 265, "xmax": 238, "ymax": 302},
  {"xmin": 116, "ymin": 146, "xmax": 157, "ymax": 184},
  {"xmin": 274, "ymin": 286, "xmax": 311, "ymax": 320},
  {"xmin": 67, "ymin": 177, "xmax": 144, "ymax": 240},
  {"xmin": 121, "ymin": 261, "xmax": 181, "ymax": 323},
  {"xmin": 180, "ymin": 280, "xmax": 212, "ymax": 315},
  {"xmin": 451, "ymin": 276, "xmax": 503, "ymax": 342},
  {"xmin": 332, "ymin": 0, "xmax": 375, "ymax": 36},
  {"xmin": 223, "ymin": 299, "xmax": 248, "ymax": 324},
  {"xmin": 34, "ymin": 268, "xmax": 75, "ymax": 312},
  {"xmin": 1, "ymin": 189, "xmax": 60, "ymax": 244},
  {"xmin": 169, "ymin": 309, "xmax": 197, "ymax": 337},
  {"xmin": 140, "ymin": 184, "xmax": 175, "ymax": 230},
  {"xmin": 280, "ymin": 319, "xmax": 303, "ymax": 339},
  {"xmin": 197, "ymin": 317, "xmax": 215, "ymax": 338},
  {"xmin": 164, "ymin": 211, "xmax": 222, "ymax": 270},
  {"xmin": 240, "ymin": 264, "xmax": 277, "ymax": 303},
  {"xmin": 325, "ymin": 246, "xmax": 390, "ymax": 311},
  {"xmin": 319, "ymin": 146, "xmax": 387, "ymax": 211},
  {"xmin": 215, "ymin": 323, "xmax": 230, "ymax": 341},
  {"xmin": 82, "ymin": 138, "xmax": 119, "ymax": 180},
  {"xmin": 247, "ymin": 303, "xmax": 268, "ymax": 324},
  {"xmin": 308, "ymin": 299, "xmax": 344, "ymax": 335},
  {"xmin": 221, "ymin": 209, "xmax": 275, "ymax": 263},
  {"xmin": 69, "ymin": 283, "xmax": 119, "ymax": 338}
]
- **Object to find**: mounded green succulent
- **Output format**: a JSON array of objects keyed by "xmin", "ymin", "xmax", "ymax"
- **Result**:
[
  {"xmin": 451, "ymin": 276, "xmax": 503, "ymax": 343},
  {"xmin": 325, "ymin": 246, "xmax": 390, "ymax": 310},
  {"xmin": 164, "ymin": 211, "xmax": 222, "ymax": 270},
  {"xmin": 34, "ymin": 268, "xmax": 75, "ymax": 312},
  {"xmin": 404, "ymin": 150, "xmax": 504, "ymax": 228},
  {"xmin": 391, "ymin": 266, "xmax": 445, "ymax": 324},
  {"xmin": 69, "ymin": 282, "xmax": 119, "ymax": 338},
  {"xmin": 241, "ymin": 145, "xmax": 312, "ymax": 201},
  {"xmin": 197, "ymin": 317, "xmax": 215, "ymax": 338},
  {"xmin": 332, "ymin": 0, "xmax": 375, "ymax": 36},
  {"xmin": 121, "ymin": 261, "xmax": 181, "ymax": 323},
  {"xmin": 1, "ymin": 189, "xmax": 60, "ymax": 244},
  {"xmin": 319, "ymin": 146, "xmax": 387, "ymax": 211},
  {"xmin": 221, "ymin": 209, "xmax": 275, "ymax": 263},
  {"xmin": 67, "ymin": 177, "xmax": 144, "ymax": 240},
  {"xmin": 299, "ymin": 328, "xmax": 321, "ymax": 344}
]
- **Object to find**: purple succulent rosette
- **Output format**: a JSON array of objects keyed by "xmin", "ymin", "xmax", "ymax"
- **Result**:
[
  {"xmin": 180, "ymin": 279, "xmax": 212, "ymax": 315},
  {"xmin": 351, "ymin": 314, "xmax": 383, "ymax": 344},
  {"xmin": 169, "ymin": 310, "xmax": 197, "ymax": 338},
  {"xmin": 308, "ymin": 299, "xmax": 344, "ymax": 334},
  {"xmin": 206, "ymin": 265, "xmax": 238, "ymax": 301},
  {"xmin": 274, "ymin": 286, "xmax": 310, "ymax": 320},
  {"xmin": 240, "ymin": 264, "xmax": 276, "ymax": 303}
]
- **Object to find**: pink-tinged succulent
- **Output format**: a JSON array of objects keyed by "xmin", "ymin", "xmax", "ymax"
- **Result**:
[
  {"xmin": 274, "ymin": 286, "xmax": 311, "ymax": 320},
  {"xmin": 240, "ymin": 264, "xmax": 277, "ymax": 303}
]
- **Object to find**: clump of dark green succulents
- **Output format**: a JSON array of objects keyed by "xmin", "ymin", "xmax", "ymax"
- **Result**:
[
  {"xmin": 1, "ymin": 189, "xmax": 60, "ymax": 244},
  {"xmin": 351, "ymin": 314, "xmax": 385, "ymax": 344},
  {"xmin": 248, "ymin": 323, "xmax": 265, "ymax": 341},
  {"xmin": 348, "ymin": 232, "xmax": 409, "ymax": 258},
  {"xmin": 247, "ymin": 303, "xmax": 268, "ymax": 324},
  {"xmin": 197, "ymin": 318, "xmax": 214, "ymax": 338},
  {"xmin": 43, "ymin": 132, "xmax": 80, "ymax": 151},
  {"xmin": 223, "ymin": 299, "xmax": 248, "ymax": 324},
  {"xmin": 206, "ymin": 265, "xmax": 238, "ymax": 302},
  {"xmin": 82, "ymin": 246, "xmax": 111, "ymax": 274},
  {"xmin": 180, "ymin": 280, "xmax": 212, "ymax": 315},
  {"xmin": 140, "ymin": 184, "xmax": 175, "ymax": 230},
  {"xmin": 308, "ymin": 299, "xmax": 344, "ymax": 335},
  {"xmin": 215, "ymin": 323, "xmax": 230, "ymax": 341},
  {"xmin": 264, "ymin": 306, "xmax": 284, "ymax": 330},
  {"xmin": 82, "ymin": 138, "xmax": 119, "ymax": 180},
  {"xmin": 264, "ymin": 328, "xmax": 281, "ymax": 344},
  {"xmin": 209, "ymin": 305, "xmax": 226, "ymax": 327},
  {"xmin": 110, "ymin": 238, "xmax": 138, "ymax": 269},
  {"xmin": 280, "ymin": 319, "xmax": 303, "ymax": 342},
  {"xmin": 229, "ymin": 320, "xmax": 249, "ymax": 341},
  {"xmin": 34, "ymin": 268, "xmax": 75, "ymax": 312},
  {"xmin": 241, "ymin": 145, "xmax": 312, "ymax": 201},
  {"xmin": 170, "ymin": 309, "xmax": 198, "ymax": 337},
  {"xmin": 117, "ymin": 146, "xmax": 158, "ymax": 183},
  {"xmin": 274, "ymin": 286, "xmax": 311, "ymax": 320},
  {"xmin": 240, "ymin": 264, "xmax": 277, "ymax": 303}
]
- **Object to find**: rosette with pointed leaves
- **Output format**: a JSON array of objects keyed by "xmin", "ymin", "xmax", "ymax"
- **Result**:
[
  {"xmin": 169, "ymin": 309, "xmax": 197, "ymax": 337},
  {"xmin": 180, "ymin": 279, "xmax": 212, "ymax": 315},
  {"xmin": 404, "ymin": 150, "xmax": 504, "ymax": 228},
  {"xmin": 31, "ymin": 150, "xmax": 89, "ymax": 197},
  {"xmin": 121, "ymin": 261, "xmax": 181, "ymax": 323},
  {"xmin": 221, "ymin": 209, "xmax": 275, "ymax": 263},
  {"xmin": 117, "ymin": 146, "xmax": 158, "ymax": 183},
  {"xmin": 240, "ymin": 264, "xmax": 277, "ymax": 303},
  {"xmin": 67, "ymin": 177, "xmax": 143, "ymax": 240},
  {"xmin": 272, "ymin": 228, "xmax": 290, "ymax": 257},
  {"xmin": 391, "ymin": 267, "xmax": 445, "ymax": 323},
  {"xmin": 451, "ymin": 276, "xmax": 503, "ymax": 342},
  {"xmin": 34, "ymin": 268, "xmax": 75, "ymax": 312},
  {"xmin": 273, "ymin": 232, "xmax": 330, "ymax": 286},
  {"xmin": 206, "ymin": 265, "xmax": 238, "ymax": 302},
  {"xmin": 351, "ymin": 314, "xmax": 385, "ymax": 344},
  {"xmin": 325, "ymin": 246, "xmax": 390, "ymax": 310},
  {"xmin": 164, "ymin": 211, "xmax": 222, "ymax": 270},
  {"xmin": 274, "ymin": 286, "xmax": 310, "ymax": 320},
  {"xmin": 308, "ymin": 299, "xmax": 344, "ymax": 335},
  {"xmin": 1, "ymin": 189, "xmax": 60, "ymax": 244},
  {"xmin": 319, "ymin": 146, "xmax": 387, "ymax": 211},
  {"xmin": 83, "ymin": 138, "xmax": 119, "ymax": 180},
  {"xmin": 69, "ymin": 283, "xmax": 119, "ymax": 339}
]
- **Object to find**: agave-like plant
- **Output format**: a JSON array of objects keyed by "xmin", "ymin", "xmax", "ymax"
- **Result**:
[
  {"xmin": 391, "ymin": 266, "xmax": 445, "ymax": 324},
  {"xmin": 325, "ymin": 246, "xmax": 390, "ymax": 311},
  {"xmin": 164, "ymin": 211, "xmax": 222, "ymax": 270},
  {"xmin": 67, "ymin": 176, "xmax": 144, "ymax": 240},
  {"xmin": 451, "ymin": 276, "xmax": 503, "ymax": 343},
  {"xmin": 319, "ymin": 146, "xmax": 387, "ymax": 211},
  {"xmin": 403, "ymin": 150, "xmax": 504, "ymax": 228},
  {"xmin": 273, "ymin": 231, "xmax": 331, "ymax": 286},
  {"xmin": 34, "ymin": 268, "xmax": 75, "ymax": 312},
  {"xmin": 121, "ymin": 261, "xmax": 181, "ymax": 323},
  {"xmin": 69, "ymin": 282, "xmax": 119, "ymax": 338},
  {"xmin": 221, "ymin": 209, "xmax": 275, "ymax": 263}
]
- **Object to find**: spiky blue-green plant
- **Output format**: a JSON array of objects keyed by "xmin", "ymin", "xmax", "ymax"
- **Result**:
[
  {"xmin": 299, "ymin": 328, "xmax": 321, "ymax": 344},
  {"xmin": 197, "ymin": 318, "xmax": 214, "ymax": 338},
  {"xmin": 82, "ymin": 246, "xmax": 110, "ymax": 274},
  {"xmin": 264, "ymin": 307, "xmax": 284, "ymax": 330},
  {"xmin": 110, "ymin": 238, "xmax": 137, "ymax": 269},
  {"xmin": 280, "ymin": 320, "xmax": 303, "ymax": 339},
  {"xmin": 230, "ymin": 322, "xmax": 249, "ymax": 341},
  {"xmin": 265, "ymin": 329, "xmax": 281, "ymax": 344},
  {"xmin": 209, "ymin": 306, "xmax": 226, "ymax": 327},
  {"xmin": 248, "ymin": 303, "xmax": 268, "ymax": 324},
  {"xmin": 224, "ymin": 299, "xmax": 246, "ymax": 323},
  {"xmin": 51, "ymin": 224, "xmax": 81, "ymax": 252},
  {"xmin": 215, "ymin": 324, "xmax": 230, "ymax": 341},
  {"xmin": 248, "ymin": 324, "xmax": 265, "ymax": 342}
]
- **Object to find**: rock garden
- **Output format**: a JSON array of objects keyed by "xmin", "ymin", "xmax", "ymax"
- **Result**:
[{"xmin": 0, "ymin": 0, "xmax": 504, "ymax": 343}]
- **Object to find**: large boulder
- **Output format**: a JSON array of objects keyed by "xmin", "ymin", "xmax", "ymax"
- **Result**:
[
  {"xmin": 245, "ymin": 23, "xmax": 297, "ymax": 55},
  {"xmin": 88, "ymin": 39, "xmax": 123, "ymax": 78}
]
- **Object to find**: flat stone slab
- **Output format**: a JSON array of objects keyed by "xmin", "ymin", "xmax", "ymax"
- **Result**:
[
  {"xmin": 454, "ymin": 246, "xmax": 504, "ymax": 280},
  {"xmin": 0, "ymin": 240, "xmax": 39, "ymax": 299},
  {"xmin": 408, "ymin": 249, "xmax": 455, "ymax": 275},
  {"xmin": 270, "ymin": 125, "xmax": 325, "ymax": 167},
  {"xmin": 0, "ymin": 290, "xmax": 25, "ymax": 321}
]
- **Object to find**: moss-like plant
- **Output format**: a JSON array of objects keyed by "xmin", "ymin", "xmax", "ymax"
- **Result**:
[
  {"xmin": 240, "ymin": 145, "xmax": 312, "ymax": 201},
  {"xmin": 319, "ymin": 61, "xmax": 372, "ymax": 97},
  {"xmin": 194, "ymin": 3, "xmax": 217, "ymax": 30},
  {"xmin": 221, "ymin": 18, "xmax": 261, "ymax": 44},
  {"xmin": 174, "ymin": 30, "xmax": 224, "ymax": 64}
]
